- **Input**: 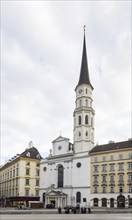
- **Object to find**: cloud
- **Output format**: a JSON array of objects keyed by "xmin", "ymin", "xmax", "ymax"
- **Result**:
[{"xmin": 1, "ymin": 1, "xmax": 131, "ymax": 164}]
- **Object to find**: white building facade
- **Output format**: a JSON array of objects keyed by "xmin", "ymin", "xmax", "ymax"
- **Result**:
[{"xmin": 39, "ymin": 30, "xmax": 95, "ymax": 208}]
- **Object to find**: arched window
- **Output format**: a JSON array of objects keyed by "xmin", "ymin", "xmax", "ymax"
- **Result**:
[
  {"xmin": 79, "ymin": 131, "xmax": 81, "ymax": 137},
  {"xmin": 86, "ymin": 99, "xmax": 88, "ymax": 107},
  {"xmin": 79, "ymin": 99, "xmax": 82, "ymax": 107},
  {"xmin": 85, "ymin": 115, "xmax": 88, "ymax": 124},
  {"xmin": 86, "ymin": 131, "xmax": 88, "ymax": 138},
  {"xmin": 93, "ymin": 198, "xmax": 98, "ymax": 207},
  {"xmin": 91, "ymin": 117, "xmax": 93, "ymax": 127},
  {"xmin": 78, "ymin": 116, "xmax": 81, "ymax": 125},
  {"xmin": 58, "ymin": 165, "xmax": 64, "ymax": 188},
  {"xmin": 102, "ymin": 198, "xmax": 107, "ymax": 207},
  {"xmin": 76, "ymin": 192, "xmax": 81, "ymax": 203}
]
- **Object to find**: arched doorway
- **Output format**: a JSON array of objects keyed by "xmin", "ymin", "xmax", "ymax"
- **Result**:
[
  {"xmin": 117, "ymin": 195, "xmax": 125, "ymax": 208},
  {"xmin": 102, "ymin": 198, "xmax": 107, "ymax": 207},
  {"xmin": 43, "ymin": 193, "xmax": 45, "ymax": 205},
  {"xmin": 93, "ymin": 198, "xmax": 98, "ymax": 207},
  {"xmin": 110, "ymin": 198, "xmax": 114, "ymax": 208}
]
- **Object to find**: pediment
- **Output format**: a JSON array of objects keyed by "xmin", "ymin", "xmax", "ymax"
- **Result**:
[{"xmin": 52, "ymin": 136, "xmax": 69, "ymax": 143}]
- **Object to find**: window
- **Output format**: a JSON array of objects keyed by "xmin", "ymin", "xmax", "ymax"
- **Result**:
[
  {"xmin": 16, "ymin": 168, "xmax": 19, "ymax": 176},
  {"xmin": 118, "ymin": 163, "xmax": 124, "ymax": 171},
  {"xmin": 16, "ymin": 178, "xmax": 18, "ymax": 186},
  {"xmin": 102, "ymin": 164, "xmax": 107, "ymax": 172},
  {"xmin": 77, "ymin": 162, "xmax": 81, "ymax": 168},
  {"xmin": 128, "ymin": 153, "xmax": 132, "ymax": 159},
  {"xmin": 86, "ymin": 88, "xmax": 87, "ymax": 94},
  {"xmin": 79, "ymin": 99, "xmax": 82, "ymax": 107},
  {"xmin": 110, "ymin": 164, "xmax": 114, "ymax": 171},
  {"xmin": 102, "ymin": 187, "xmax": 106, "ymax": 193},
  {"xmin": 94, "ymin": 165, "xmax": 98, "ymax": 172},
  {"xmin": 119, "ymin": 154, "xmax": 123, "ymax": 160},
  {"xmin": 94, "ymin": 176, "xmax": 98, "ymax": 182},
  {"xmin": 119, "ymin": 175, "xmax": 123, "ymax": 182},
  {"xmin": 128, "ymin": 173, "xmax": 132, "ymax": 181},
  {"xmin": 128, "ymin": 186, "xmax": 132, "ymax": 193},
  {"xmin": 79, "ymin": 131, "xmax": 81, "ymax": 137},
  {"xmin": 128, "ymin": 162, "xmax": 132, "ymax": 170},
  {"xmin": 85, "ymin": 131, "xmax": 88, "ymax": 138},
  {"xmin": 119, "ymin": 186, "xmax": 123, "ymax": 193},
  {"xmin": 110, "ymin": 175, "xmax": 114, "ymax": 182},
  {"xmin": 85, "ymin": 99, "xmax": 88, "ymax": 107},
  {"xmin": 36, "ymin": 170, "xmax": 40, "ymax": 176},
  {"xmin": 76, "ymin": 192, "xmax": 81, "ymax": 203},
  {"xmin": 102, "ymin": 175, "xmax": 106, "ymax": 182},
  {"xmin": 58, "ymin": 165, "xmax": 63, "ymax": 188},
  {"xmin": 94, "ymin": 187, "xmax": 98, "ymax": 193},
  {"xmin": 36, "ymin": 179, "xmax": 39, "ymax": 186},
  {"xmin": 78, "ymin": 116, "xmax": 81, "ymax": 125},
  {"xmin": 25, "ymin": 189, "xmax": 29, "ymax": 196},
  {"xmin": 26, "ymin": 161, "xmax": 30, "ymax": 166},
  {"xmin": 102, "ymin": 156, "xmax": 106, "ymax": 162},
  {"xmin": 36, "ymin": 163, "xmax": 40, "ymax": 167},
  {"xmin": 110, "ymin": 186, "xmax": 114, "ymax": 193},
  {"xmin": 110, "ymin": 155, "xmax": 114, "ymax": 161},
  {"xmin": 25, "ymin": 178, "xmax": 29, "ymax": 185},
  {"xmin": 94, "ymin": 157, "xmax": 98, "ymax": 162},
  {"xmin": 26, "ymin": 169, "xmax": 30, "ymax": 175},
  {"xmin": 36, "ymin": 190, "xmax": 39, "ymax": 197},
  {"xmin": 85, "ymin": 115, "xmax": 88, "ymax": 124}
]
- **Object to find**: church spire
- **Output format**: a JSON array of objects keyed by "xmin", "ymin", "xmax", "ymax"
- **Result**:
[{"xmin": 77, "ymin": 27, "xmax": 93, "ymax": 89}]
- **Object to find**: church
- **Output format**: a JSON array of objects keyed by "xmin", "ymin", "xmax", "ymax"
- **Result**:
[{"xmin": 39, "ymin": 29, "xmax": 95, "ymax": 208}]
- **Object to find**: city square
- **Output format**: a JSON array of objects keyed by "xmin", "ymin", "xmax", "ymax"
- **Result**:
[{"xmin": 1, "ymin": 213, "xmax": 132, "ymax": 220}]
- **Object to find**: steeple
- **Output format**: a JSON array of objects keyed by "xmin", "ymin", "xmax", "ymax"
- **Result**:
[{"xmin": 77, "ymin": 27, "xmax": 93, "ymax": 89}]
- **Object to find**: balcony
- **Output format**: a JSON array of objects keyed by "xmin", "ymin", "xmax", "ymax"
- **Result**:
[
  {"xmin": 118, "ymin": 180, "xmax": 124, "ymax": 185},
  {"xmin": 101, "ymin": 180, "xmax": 107, "ymax": 186},
  {"xmin": 109, "ymin": 180, "xmax": 115, "ymax": 186},
  {"xmin": 127, "ymin": 180, "xmax": 132, "ymax": 185},
  {"xmin": 93, "ymin": 180, "xmax": 99, "ymax": 186}
]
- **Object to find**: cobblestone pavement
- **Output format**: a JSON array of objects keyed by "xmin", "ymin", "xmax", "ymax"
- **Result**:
[{"xmin": 0, "ymin": 213, "xmax": 132, "ymax": 220}]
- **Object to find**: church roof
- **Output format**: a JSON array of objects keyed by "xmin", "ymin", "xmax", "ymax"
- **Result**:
[
  {"xmin": 89, "ymin": 139, "xmax": 132, "ymax": 154},
  {"xmin": 77, "ymin": 31, "xmax": 93, "ymax": 89}
]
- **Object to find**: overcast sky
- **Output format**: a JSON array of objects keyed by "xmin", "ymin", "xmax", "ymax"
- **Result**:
[{"xmin": 1, "ymin": 1, "xmax": 131, "ymax": 165}]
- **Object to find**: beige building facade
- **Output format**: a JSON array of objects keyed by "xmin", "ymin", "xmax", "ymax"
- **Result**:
[
  {"xmin": 0, "ymin": 144, "xmax": 42, "ymax": 207},
  {"xmin": 89, "ymin": 139, "xmax": 132, "ymax": 208}
]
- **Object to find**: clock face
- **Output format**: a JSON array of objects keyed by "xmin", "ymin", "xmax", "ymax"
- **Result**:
[{"xmin": 79, "ymin": 89, "xmax": 83, "ymax": 94}]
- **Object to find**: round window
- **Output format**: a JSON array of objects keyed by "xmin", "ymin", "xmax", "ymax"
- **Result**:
[
  {"xmin": 77, "ymin": 162, "xmax": 81, "ymax": 168},
  {"xmin": 58, "ymin": 146, "xmax": 62, "ymax": 150},
  {"xmin": 43, "ymin": 167, "xmax": 47, "ymax": 171}
]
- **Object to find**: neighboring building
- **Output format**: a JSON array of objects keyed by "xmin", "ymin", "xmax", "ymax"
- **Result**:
[
  {"xmin": 0, "ymin": 142, "xmax": 42, "ymax": 207},
  {"xmin": 39, "ymin": 29, "xmax": 95, "ymax": 208},
  {"xmin": 89, "ymin": 139, "xmax": 132, "ymax": 208}
]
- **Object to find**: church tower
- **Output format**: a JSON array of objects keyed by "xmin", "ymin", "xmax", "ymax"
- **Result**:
[{"xmin": 73, "ymin": 28, "xmax": 95, "ymax": 153}]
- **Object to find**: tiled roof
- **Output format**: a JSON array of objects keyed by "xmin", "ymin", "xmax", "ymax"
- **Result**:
[
  {"xmin": 20, "ymin": 147, "xmax": 43, "ymax": 159},
  {"xmin": 89, "ymin": 139, "xmax": 132, "ymax": 154}
]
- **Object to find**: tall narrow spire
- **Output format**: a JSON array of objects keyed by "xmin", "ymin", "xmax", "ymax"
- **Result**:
[{"xmin": 78, "ymin": 27, "xmax": 93, "ymax": 89}]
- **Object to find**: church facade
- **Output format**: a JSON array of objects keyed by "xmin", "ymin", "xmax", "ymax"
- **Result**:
[{"xmin": 39, "ymin": 30, "xmax": 95, "ymax": 208}]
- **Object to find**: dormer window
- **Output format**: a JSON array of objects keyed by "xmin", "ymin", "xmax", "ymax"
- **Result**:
[
  {"xmin": 37, "ymin": 154, "xmax": 40, "ymax": 159},
  {"xmin": 26, "ymin": 152, "xmax": 30, "ymax": 157}
]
